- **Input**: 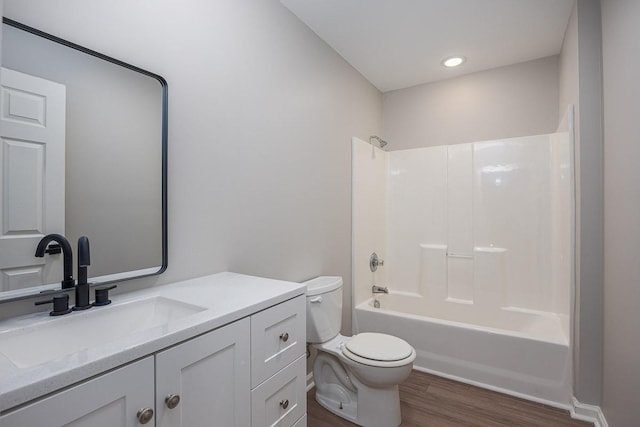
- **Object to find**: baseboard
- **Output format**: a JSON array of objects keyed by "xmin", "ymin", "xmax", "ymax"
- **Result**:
[
  {"xmin": 570, "ymin": 397, "xmax": 609, "ymax": 427},
  {"xmin": 306, "ymin": 372, "xmax": 315, "ymax": 392}
]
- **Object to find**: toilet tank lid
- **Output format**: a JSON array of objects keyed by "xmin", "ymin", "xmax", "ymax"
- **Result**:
[{"xmin": 304, "ymin": 276, "xmax": 343, "ymax": 296}]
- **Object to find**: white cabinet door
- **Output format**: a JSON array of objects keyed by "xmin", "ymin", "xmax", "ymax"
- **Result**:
[
  {"xmin": 0, "ymin": 357, "xmax": 154, "ymax": 427},
  {"xmin": 155, "ymin": 318, "xmax": 251, "ymax": 427}
]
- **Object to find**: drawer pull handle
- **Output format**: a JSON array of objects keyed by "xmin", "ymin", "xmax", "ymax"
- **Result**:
[
  {"xmin": 310, "ymin": 296, "xmax": 322, "ymax": 303},
  {"xmin": 137, "ymin": 407, "xmax": 154, "ymax": 424},
  {"xmin": 280, "ymin": 399, "xmax": 290, "ymax": 410},
  {"xmin": 165, "ymin": 394, "xmax": 181, "ymax": 409},
  {"xmin": 280, "ymin": 332, "xmax": 289, "ymax": 342}
]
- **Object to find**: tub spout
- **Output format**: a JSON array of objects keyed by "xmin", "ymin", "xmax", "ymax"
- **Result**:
[{"xmin": 372, "ymin": 285, "xmax": 389, "ymax": 294}]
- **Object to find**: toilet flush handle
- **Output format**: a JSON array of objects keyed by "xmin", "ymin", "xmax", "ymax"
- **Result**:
[{"xmin": 309, "ymin": 296, "xmax": 322, "ymax": 304}]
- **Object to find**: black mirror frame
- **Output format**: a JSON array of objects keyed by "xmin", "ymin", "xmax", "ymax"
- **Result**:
[{"xmin": 1, "ymin": 17, "xmax": 168, "ymax": 303}]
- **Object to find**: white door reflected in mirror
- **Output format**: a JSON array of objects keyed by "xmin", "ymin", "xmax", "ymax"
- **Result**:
[{"xmin": 0, "ymin": 67, "xmax": 66, "ymax": 292}]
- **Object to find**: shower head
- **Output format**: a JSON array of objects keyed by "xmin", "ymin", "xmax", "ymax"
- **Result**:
[{"xmin": 369, "ymin": 135, "xmax": 388, "ymax": 149}]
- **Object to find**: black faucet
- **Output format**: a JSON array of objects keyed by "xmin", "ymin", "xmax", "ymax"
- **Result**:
[
  {"xmin": 35, "ymin": 234, "xmax": 75, "ymax": 289},
  {"xmin": 74, "ymin": 236, "xmax": 92, "ymax": 310}
]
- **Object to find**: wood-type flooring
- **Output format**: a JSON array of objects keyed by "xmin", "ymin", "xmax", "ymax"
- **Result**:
[{"xmin": 307, "ymin": 370, "xmax": 593, "ymax": 427}]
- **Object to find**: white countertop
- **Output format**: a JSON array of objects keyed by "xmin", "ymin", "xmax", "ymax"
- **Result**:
[{"xmin": 0, "ymin": 272, "xmax": 306, "ymax": 412}]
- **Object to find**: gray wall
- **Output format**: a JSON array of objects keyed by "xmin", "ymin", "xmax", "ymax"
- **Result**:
[
  {"xmin": 0, "ymin": 0, "xmax": 383, "ymax": 335},
  {"xmin": 558, "ymin": 0, "xmax": 584, "ymax": 403},
  {"xmin": 557, "ymin": 0, "xmax": 606, "ymax": 408},
  {"xmin": 559, "ymin": 3, "xmax": 578, "ymax": 128},
  {"xmin": 382, "ymin": 56, "xmax": 559, "ymax": 149},
  {"xmin": 601, "ymin": 1, "xmax": 640, "ymax": 425},
  {"xmin": 573, "ymin": 0, "xmax": 604, "ymax": 406}
]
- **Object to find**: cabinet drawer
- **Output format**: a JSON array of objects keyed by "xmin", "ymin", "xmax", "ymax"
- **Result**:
[
  {"xmin": 251, "ymin": 355, "xmax": 306, "ymax": 427},
  {"xmin": 251, "ymin": 295, "xmax": 305, "ymax": 387}
]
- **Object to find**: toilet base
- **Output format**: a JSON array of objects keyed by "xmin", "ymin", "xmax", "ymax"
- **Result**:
[
  {"xmin": 313, "ymin": 351, "xmax": 403, "ymax": 427},
  {"xmin": 315, "ymin": 391, "xmax": 358, "ymax": 424},
  {"xmin": 314, "ymin": 382, "xmax": 402, "ymax": 427}
]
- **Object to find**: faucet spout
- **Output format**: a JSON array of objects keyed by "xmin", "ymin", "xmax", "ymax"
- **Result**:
[
  {"xmin": 74, "ymin": 236, "xmax": 92, "ymax": 310},
  {"xmin": 35, "ymin": 234, "xmax": 74, "ymax": 289},
  {"xmin": 372, "ymin": 285, "xmax": 389, "ymax": 294}
]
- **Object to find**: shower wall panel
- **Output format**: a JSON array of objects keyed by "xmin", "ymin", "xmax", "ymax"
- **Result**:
[
  {"xmin": 473, "ymin": 136, "xmax": 554, "ymax": 311},
  {"xmin": 352, "ymin": 132, "xmax": 570, "ymax": 322},
  {"xmin": 383, "ymin": 133, "xmax": 570, "ymax": 316},
  {"xmin": 351, "ymin": 138, "xmax": 388, "ymax": 307},
  {"xmin": 446, "ymin": 144, "xmax": 474, "ymax": 302},
  {"xmin": 387, "ymin": 147, "xmax": 447, "ymax": 295},
  {"xmin": 549, "ymin": 133, "xmax": 571, "ymax": 316}
]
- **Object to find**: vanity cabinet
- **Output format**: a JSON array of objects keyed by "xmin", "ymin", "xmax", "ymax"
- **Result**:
[
  {"xmin": 0, "ymin": 357, "xmax": 155, "ymax": 427},
  {"xmin": 0, "ymin": 294, "xmax": 306, "ymax": 427}
]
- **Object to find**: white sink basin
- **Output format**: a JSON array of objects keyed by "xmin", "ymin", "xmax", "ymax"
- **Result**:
[{"xmin": 0, "ymin": 296, "xmax": 206, "ymax": 369}]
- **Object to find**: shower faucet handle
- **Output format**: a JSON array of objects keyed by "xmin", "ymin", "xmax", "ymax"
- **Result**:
[{"xmin": 370, "ymin": 252, "xmax": 384, "ymax": 272}]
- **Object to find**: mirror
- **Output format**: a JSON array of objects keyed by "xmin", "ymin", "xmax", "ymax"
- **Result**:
[{"xmin": 0, "ymin": 18, "xmax": 167, "ymax": 302}]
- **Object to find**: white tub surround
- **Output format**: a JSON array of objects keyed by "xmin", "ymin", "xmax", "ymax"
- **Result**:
[
  {"xmin": 0, "ymin": 272, "xmax": 307, "ymax": 424},
  {"xmin": 379, "ymin": 134, "xmax": 572, "ymax": 318},
  {"xmin": 352, "ymin": 132, "xmax": 573, "ymax": 405}
]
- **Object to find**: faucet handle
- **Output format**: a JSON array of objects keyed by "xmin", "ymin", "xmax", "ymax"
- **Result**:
[
  {"xmin": 94, "ymin": 285, "xmax": 117, "ymax": 306},
  {"xmin": 35, "ymin": 294, "xmax": 72, "ymax": 316},
  {"xmin": 370, "ymin": 252, "xmax": 385, "ymax": 272}
]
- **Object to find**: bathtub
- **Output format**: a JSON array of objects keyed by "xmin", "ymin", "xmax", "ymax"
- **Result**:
[{"xmin": 354, "ymin": 292, "xmax": 572, "ymax": 406}]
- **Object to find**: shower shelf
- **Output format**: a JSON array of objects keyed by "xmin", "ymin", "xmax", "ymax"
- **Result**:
[{"xmin": 446, "ymin": 252, "xmax": 473, "ymax": 259}]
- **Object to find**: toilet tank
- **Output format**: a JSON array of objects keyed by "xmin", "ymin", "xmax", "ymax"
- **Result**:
[{"xmin": 304, "ymin": 276, "xmax": 343, "ymax": 343}]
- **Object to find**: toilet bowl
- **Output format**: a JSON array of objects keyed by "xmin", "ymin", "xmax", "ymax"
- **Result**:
[{"xmin": 305, "ymin": 276, "xmax": 415, "ymax": 427}]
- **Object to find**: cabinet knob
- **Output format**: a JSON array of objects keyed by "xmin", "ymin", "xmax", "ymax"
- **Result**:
[
  {"xmin": 137, "ymin": 407, "xmax": 154, "ymax": 424},
  {"xmin": 280, "ymin": 399, "xmax": 289, "ymax": 410},
  {"xmin": 165, "ymin": 393, "xmax": 181, "ymax": 409},
  {"xmin": 279, "ymin": 332, "xmax": 289, "ymax": 342}
]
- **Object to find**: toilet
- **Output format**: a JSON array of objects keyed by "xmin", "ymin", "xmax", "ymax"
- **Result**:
[{"xmin": 305, "ymin": 276, "xmax": 415, "ymax": 427}]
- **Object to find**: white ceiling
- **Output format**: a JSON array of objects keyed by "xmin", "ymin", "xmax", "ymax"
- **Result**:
[{"xmin": 281, "ymin": 0, "xmax": 575, "ymax": 92}]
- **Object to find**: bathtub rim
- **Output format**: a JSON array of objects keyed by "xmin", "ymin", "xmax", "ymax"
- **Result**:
[{"xmin": 355, "ymin": 296, "xmax": 569, "ymax": 347}]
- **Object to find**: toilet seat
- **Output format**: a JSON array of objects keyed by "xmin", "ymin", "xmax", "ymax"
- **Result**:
[{"xmin": 342, "ymin": 333, "xmax": 415, "ymax": 368}]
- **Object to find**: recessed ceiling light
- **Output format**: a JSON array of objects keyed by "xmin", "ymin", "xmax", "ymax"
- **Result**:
[{"xmin": 442, "ymin": 56, "xmax": 466, "ymax": 68}]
